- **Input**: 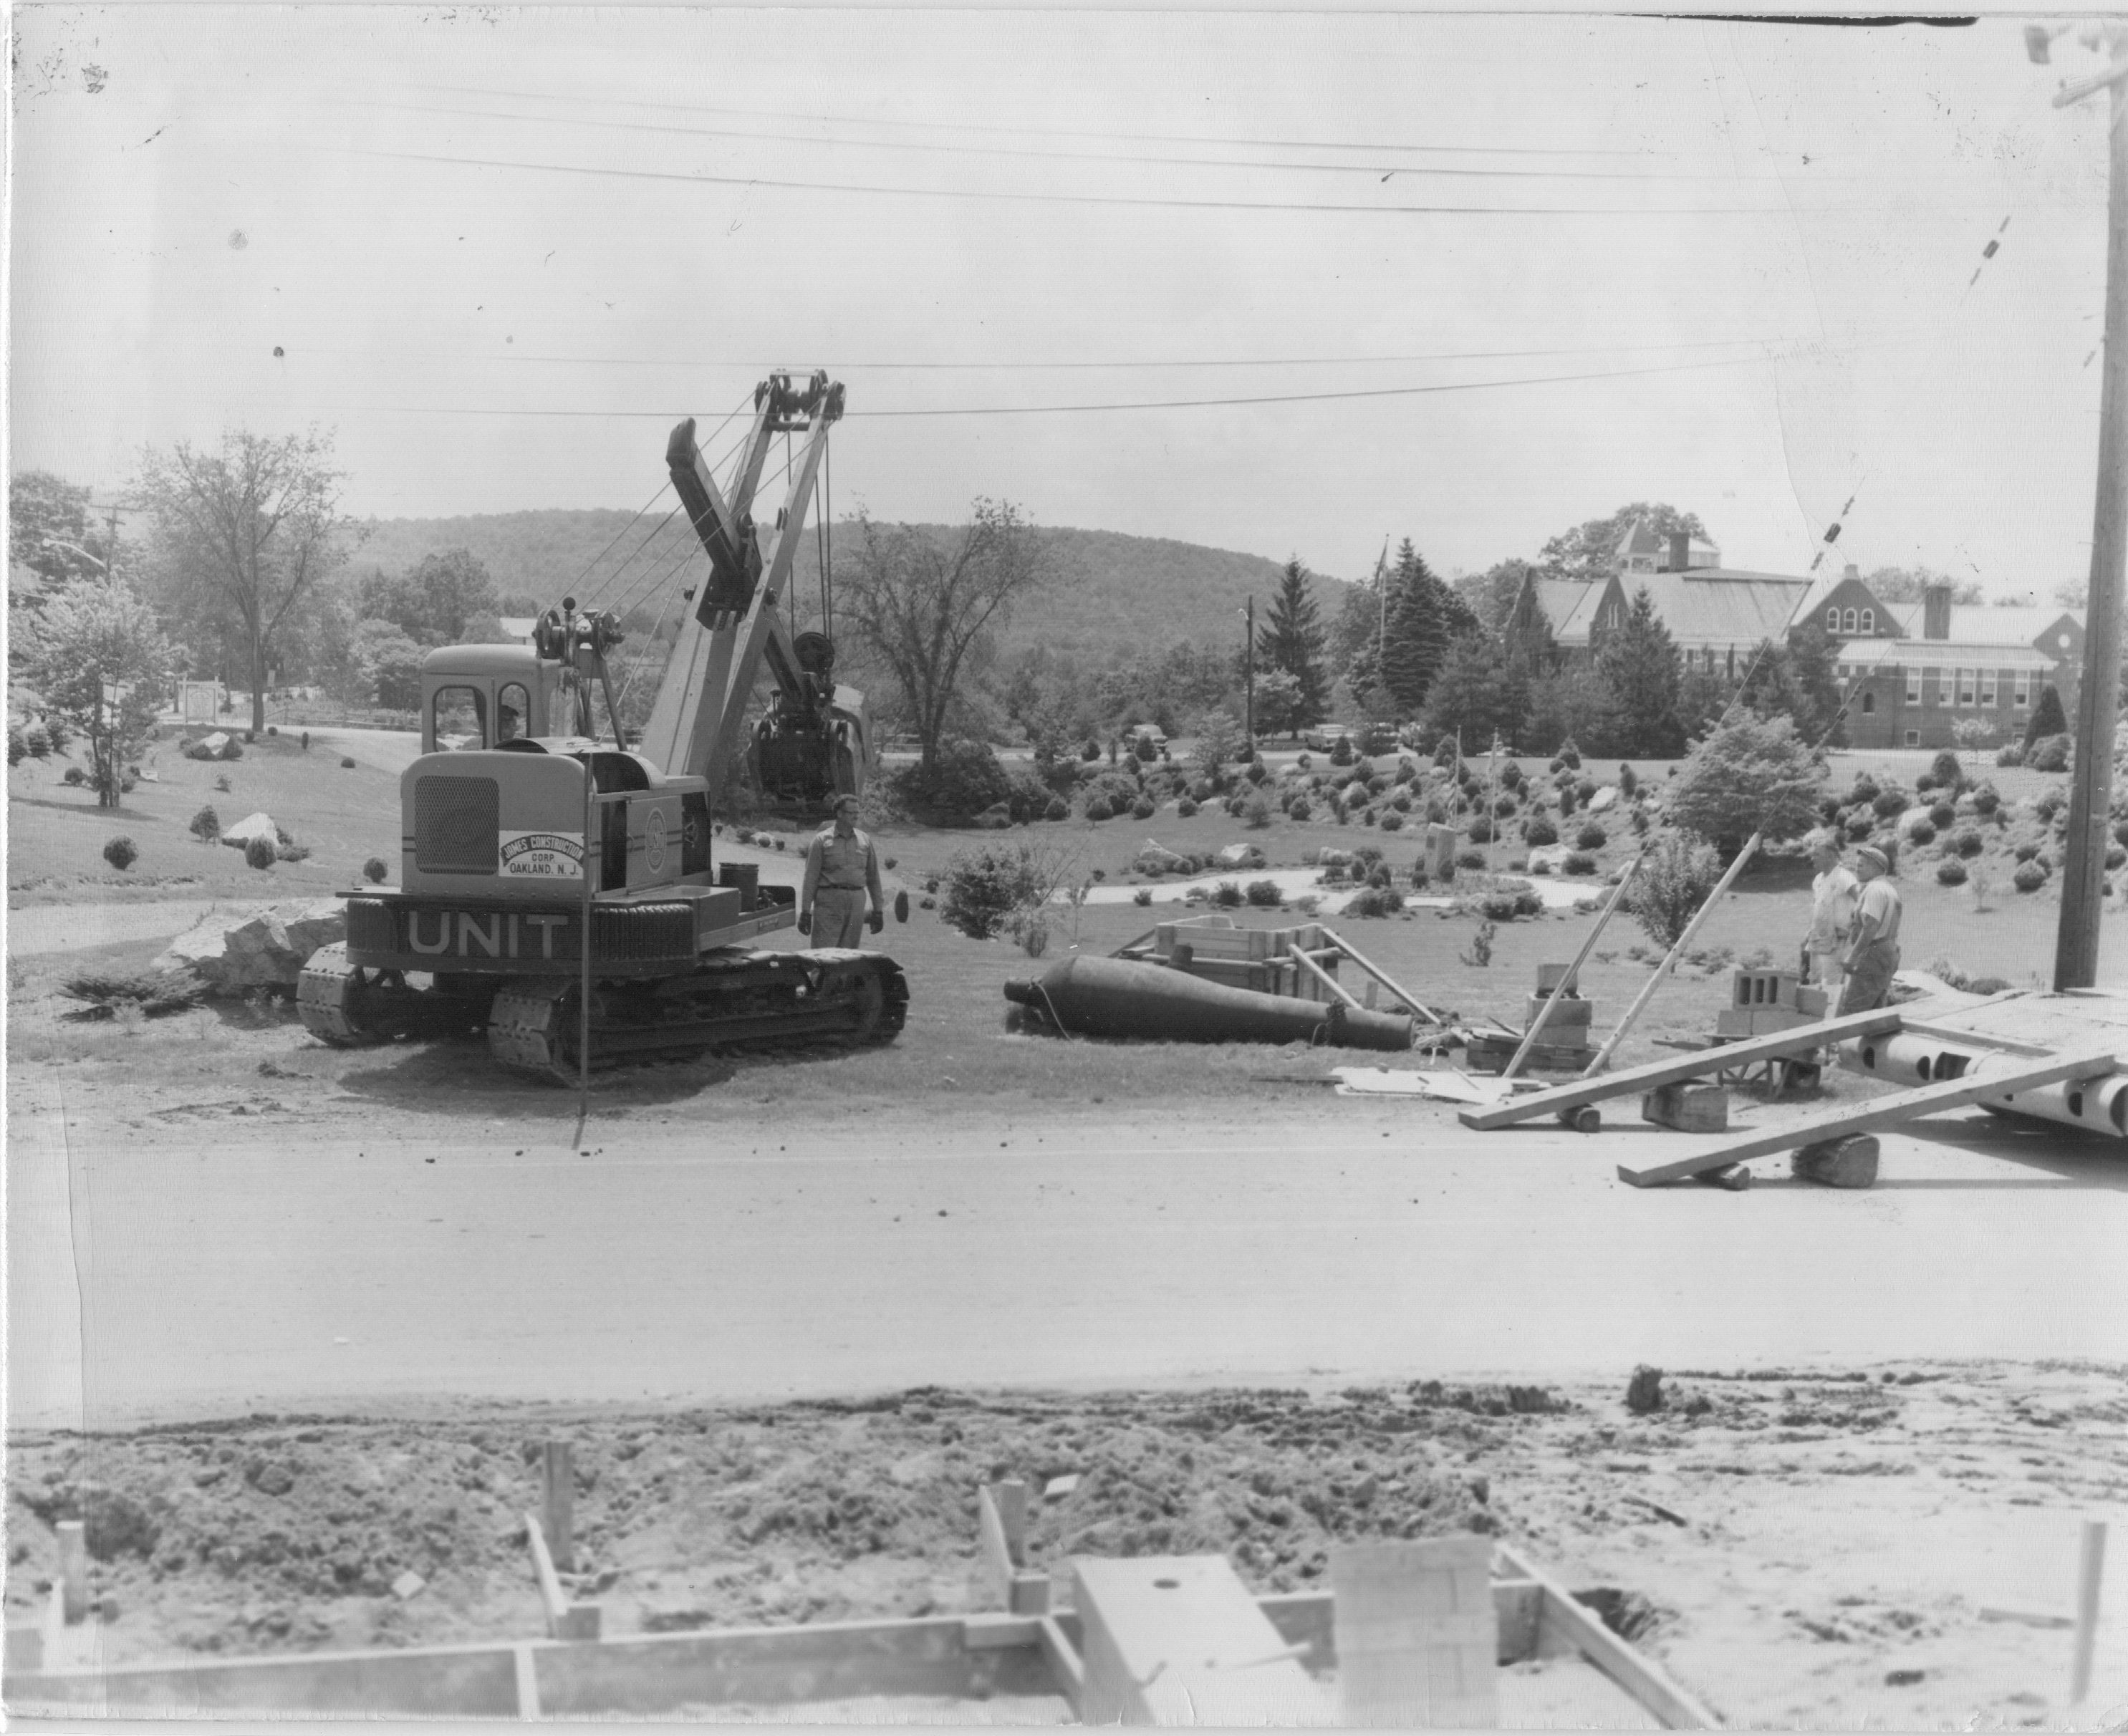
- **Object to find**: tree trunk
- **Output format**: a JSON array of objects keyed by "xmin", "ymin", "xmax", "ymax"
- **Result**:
[{"xmin": 250, "ymin": 632, "xmax": 267, "ymax": 737}]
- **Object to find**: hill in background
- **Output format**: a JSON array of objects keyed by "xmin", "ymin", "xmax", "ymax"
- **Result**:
[{"xmin": 351, "ymin": 512, "xmax": 1355, "ymax": 662}]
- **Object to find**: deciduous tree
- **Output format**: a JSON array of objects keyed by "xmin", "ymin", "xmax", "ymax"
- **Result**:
[
  {"xmin": 134, "ymin": 428, "xmax": 363, "ymax": 735},
  {"xmin": 839, "ymin": 498, "xmax": 1049, "ymax": 773},
  {"xmin": 1541, "ymin": 502, "xmax": 1707, "ymax": 582},
  {"xmin": 1666, "ymin": 713, "xmax": 1826, "ymax": 854},
  {"xmin": 19, "ymin": 577, "xmax": 172, "ymax": 807}
]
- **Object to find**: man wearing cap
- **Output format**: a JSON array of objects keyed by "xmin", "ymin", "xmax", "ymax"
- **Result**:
[
  {"xmin": 1839, "ymin": 844, "xmax": 1902, "ymax": 1013},
  {"xmin": 799, "ymin": 794, "xmax": 885, "ymax": 947},
  {"xmin": 1802, "ymin": 833, "xmax": 1860, "ymax": 1000}
]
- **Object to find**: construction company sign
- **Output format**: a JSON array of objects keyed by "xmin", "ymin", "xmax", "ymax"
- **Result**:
[{"xmin": 499, "ymin": 829, "xmax": 583, "ymax": 879}]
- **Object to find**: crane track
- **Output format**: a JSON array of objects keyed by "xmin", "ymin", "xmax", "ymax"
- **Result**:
[{"xmin": 486, "ymin": 949, "xmax": 908, "ymax": 1084}]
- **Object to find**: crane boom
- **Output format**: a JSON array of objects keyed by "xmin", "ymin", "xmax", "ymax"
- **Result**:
[{"xmin": 637, "ymin": 372, "xmax": 847, "ymax": 794}]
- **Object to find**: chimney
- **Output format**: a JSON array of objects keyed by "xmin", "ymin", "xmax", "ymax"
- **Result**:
[
  {"xmin": 1923, "ymin": 584, "xmax": 1953, "ymax": 640},
  {"xmin": 1669, "ymin": 531, "xmax": 1690, "ymax": 572},
  {"xmin": 1843, "ymin": 563, "xmax": 1859, "ymax": 582}
]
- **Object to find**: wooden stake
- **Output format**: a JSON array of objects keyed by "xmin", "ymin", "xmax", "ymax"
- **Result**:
[
  {"xmin": 541, "ymin": 1441, "xmax": 574, "ymax": 1573},
  {"xmin": 1320, "ymin": 925, "xmax": 1443, "ymax": 1024},
  {"xmin": 1503, "ymin": 854, "xmax": 1641, "ymax": 1081},
  {"xmin": 1288, "ymin": 940, "xmax": 1364, "ymax": 1011},
  {"xmin": 2071, "ymin": 1518, "xmax": 2107, "ymax": 1704},
  {"xmin": 1580, "ymin": 832, "xmax": 1761, "ymax": 1079},
  {"xmin": 56, "ymin": 1520, "xmax": 87, "ymax": 1625}
]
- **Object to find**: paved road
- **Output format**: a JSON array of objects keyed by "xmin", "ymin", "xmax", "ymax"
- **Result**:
[{"xmin": 9, "ymin": 1092, "xmax": 2124, "ymax": 1429}]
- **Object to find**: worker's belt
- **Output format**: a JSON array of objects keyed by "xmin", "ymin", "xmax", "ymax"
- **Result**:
[{"xmin": 817, "ymin": 883, "xmax": 868, "ymax": 893}]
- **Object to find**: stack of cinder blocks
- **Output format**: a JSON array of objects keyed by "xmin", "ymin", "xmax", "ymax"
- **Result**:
[
  {"xmin": 1526, "ymin": 963, "xmax": 1593, "ymax": 1056},
  {"xmin": 1715, "ymin": 968, "xmax": 1829, "ymax": 1038}
]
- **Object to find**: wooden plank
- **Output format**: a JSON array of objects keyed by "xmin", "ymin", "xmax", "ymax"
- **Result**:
[
  {"xmin": 514, "ymin": 1641, "xmax": 542, "ymax": 1720},
  {"xmin": 541, "ymin": 1441, "xmax": 574, "ymax": 1573},
  {"xmin": 1897, "ymin": 1018, "xmax": 2056, "ymax": 1056},
  {"xmin": 1505, "ymin": 856, "xmax": 1640, "ymax": 1080},
  {"xmin": 976, "ymin": 1485, "xmax": 1016, "ymax": 1607},
  {"xmin": 1289, "ymin": 940, "xmax": 1364, "ymax": 1011},
  {"xmin": 1318, "ymin": 925, "xmax": 1443, "ymax": 1025},
  {"xmin": 2071, "ymin": 1520, "xmax": 2107, "ymax": 1704},
  {"xmin": 524, "ymin": 1513, "xmax": 600, "ymax": 1642},
  {"xmin": 1459, "ymin": 1008, "xmax": 1907, "ymax": 1129},
  {"xmin": 57, "ymin": 1519, "xmax": 88, "ymax": 1624},
  {"xmin": 1496, "ymin": 1544, "xmax": 1720, "ymax": 1730},
  {"xmin": 1036, "ymin": 1614, "xmax": 1084, "ymax": 1715},
  {"xmin": 1332, "ymin": 1536, "xmax": 1497, "ymax": 1728},
  {"xmin": 1617, "ymin": 1046, "xmax": 2122, "ymax": 1187}
]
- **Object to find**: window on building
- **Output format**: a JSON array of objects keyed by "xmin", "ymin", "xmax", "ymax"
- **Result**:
[
  {"xmin": 2014, "ymin": 672, "xmax": 2031, "ymax": 708},
  {"xmin": 1843, "ymin": 607, "xmax": 1858, "ymax": 633},
  {"xmin": 1905, "ymin": 730, "xmax": 1920, "ymax": 746},
  {"xmin": 1860, "ymin": 608, "xmax": 1874, "ymax": 634},
  {"xmin": 1826, "ymin": 607, "xmax": 1839, "ymax": 632},
  {"xmin": 1862, "ymin": 692, "xmax": 1876, "ymax": 714},
  {"xmin": 1906, "ymin": 668, "xmax": 1922, "ymax": 705},
  {"xmin": 1958, "ymin": 668, "xmax": 1975, "ymax": 707},
  {"xmin": 1978, "ymin": 668, "xmax": 1997, "ymax": 706},
  {"xmin": 1936, "ymin": 670, "xmax": 1954, "ymax": 708}
]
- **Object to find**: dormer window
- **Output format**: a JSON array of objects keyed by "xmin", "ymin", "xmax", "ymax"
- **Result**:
[
  {"xmin": 1826, "ymin": 607, "xmax": 1839, "ymax": 632},
  {"xmin": 1859, "ymin": 608, "xmax": 1874, "ymax": 634},
  {"xmin": 1842, "ymin": 607, "xmax": 1858, "ymax": 633}
]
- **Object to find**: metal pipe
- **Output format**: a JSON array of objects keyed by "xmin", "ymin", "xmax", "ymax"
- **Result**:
[
  {"xmin": 1580, "ymin": 832, "xmax": 1762, "ymax": 1079},
  {"xmin": 1840, "ymin": 1031, "xmax": 2128, "ymax": 1135}
]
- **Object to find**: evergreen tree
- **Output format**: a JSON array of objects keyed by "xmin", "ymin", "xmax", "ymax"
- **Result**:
[
  {"xmin": 1422, "ymin": 631, "xmax": 1530, "ymax": 748},
  {"xmin": 1378, "ymin": 541, "xmax": 1452, "ymax": 716},
  {"xmin": 1596, "ymin": 587, "xmax": 1684, "ymax": 757},
  {"xmin": 2023, "ymin": 683, "xmax": 2069, "ymax": 748},
  {"xmin": 1256, "ymin": 557, "xmax": 1329, "ymax": 733},
  {"xmin": 1738, "ymin": 622, "xmax": 1844, "ymax": 748}
]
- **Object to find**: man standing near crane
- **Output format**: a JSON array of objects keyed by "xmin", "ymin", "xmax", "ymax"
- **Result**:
[{"xmin": 799, "ymin": 795, "xmax": 885, "ymax": 947}]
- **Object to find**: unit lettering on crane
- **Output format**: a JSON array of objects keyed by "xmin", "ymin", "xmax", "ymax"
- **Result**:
[{"xmin": 405, "ymin": 909, "xmax": 574, "ymax": 960}]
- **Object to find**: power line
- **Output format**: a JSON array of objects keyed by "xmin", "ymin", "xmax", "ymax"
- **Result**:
[
  {"xmin": 340, "ymin": 145, "xmax": 1925, "ymax": 219},
  {"xmin": 352, "ymin": 93, "xmax": 1844, "ymax": 185}
]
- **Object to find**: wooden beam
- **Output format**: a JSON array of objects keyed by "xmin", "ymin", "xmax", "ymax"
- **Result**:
[
  {"xmin": 56, "ymin": 1520, "xmax": 88, "ymax": 1624},
  {"xmin": 541, "ymin": 1441, "xmax": 574, "ymax": 1573},
  {"xmin": 1897, "ymin": 1019, "xmax": 2055, "ymax": 1056},
  {"xmin": 1036, "ymin": 1615, "xmax": 1084, "ymax": 1715},
  {"xmin": 1496, "ymin": 1544, "xmax": 1720, "ymax": 1730},
  {"xmin": 524, "ymin": 1513, "xmax": 600, "ymax": 1642},
  {"xmin": 1318, "ymin": 926, "xmax": 1443, "ymax": 1024},
  {"xmin": 1504, "ymin": 857, "xmax": 1641, "ymax": 1081},
  {"xmin": 1289, "ymin": 940, "xmax": 1364, "ymax": 1011},
  {"xmin": 2071, "ymin": 1520, "xmax": 2107, "ymax": 1704},
  {"xmin": 1459, "ymin": 1008, "xmax": 1907, "ymax": 1130},
  {"xmin": 1332, "ymin": 1536, "xmax": 1498, "ymax": 1728},
  {"xmin": 1617, "ymin": 1046, "xmax": 2122, "ymax": 1187},
  {"xmin": 513, "ymin": 1642, "xmax": 542, "ymax": 1720}
]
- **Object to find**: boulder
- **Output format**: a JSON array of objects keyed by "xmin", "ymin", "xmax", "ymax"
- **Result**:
[
  {"xmin": 183, "ymin": 733, "xmax": 239, "ymax": 762},
  {"xmin": 1587, "ymin": 785, "xmax": 1619, "ymax": 814},
  {"xmin": 1898, "ymin": 806, "xmax": 1936, "ymax": 840},
  {"xmin": 221, "ymin": 811, "xmax": 280, "ymax": 849},
  {"xmin": 156, "ymin": 900, "xmax": 347, "ymax": 992},
  {"xmin": 1216, "ymin": 842, "xmax": 1266, "ymax": 869},
  {"xmin": 1526, "ymin": 844, "xmax": 1576, "ymax": 874}
]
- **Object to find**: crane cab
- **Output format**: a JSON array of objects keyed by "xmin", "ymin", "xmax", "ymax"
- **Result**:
[{"xmin": 419, "ymin": 644, "xmax": 569, "ymax": 753}]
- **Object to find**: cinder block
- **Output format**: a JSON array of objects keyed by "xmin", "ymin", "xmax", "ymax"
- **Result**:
[
  {"xmin": 1642, "ymin": 1081, "xmax": 1729, "ymax": 1132},
  {"xmin": 1523, "ymin": 994, "xmax": 1593, "ymax": 1029},
  {"xmin": 1536, "ymin": 963, "xmax": 1579, "ymax": 995},
  {"xmin": 1795, "ymin": 985, "xmax": 1829, "ymax": 1018},
  {"xmin": 1715, "ymin": 1007, "xmax": 1757, "ymax": 1038}
]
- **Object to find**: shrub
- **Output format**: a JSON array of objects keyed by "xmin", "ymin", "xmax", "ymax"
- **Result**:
[
  {"xmin": 1245, "ymin": 878, "xmax": 1284, "ymax": 907},
  {"xmin": 1872, "ymin": 786, "xmax": 1910, "ymax": 819},
  {"xmin": 2030, "ymin": 734, "xmax": 2071, "ymax": 773},
  {"xmin": 244, "ymin": 836, "xmax": 276, "ymax": 871},
  {"xmin": 6, "ymin": 726, "xmax": 24, "ymax": 766},
  {"xmin": 1131, "ymin": 796, "xmax": 1156, "ymax": 821},
  {"xmin": 1618, "ymin": 763, "xmax": 1638, "ymax": 798},
  {"xmin": 1467, "ymin": 816, "xmax": 1491, "ymax": 844},
  {"xmin": 1287, "ymin": 796, "xmax": 1311, "ymax": 822},
  {"xmin": 2035, "ymin": 789, "xmax": 2067, "ymax": 824},
  {"xmin": 341, "ymin": 756, "xmax": 357, "ymax": 769},
  {"xmin": 1929, "ymin": 747, "xmax": 1963, "ymax": 788},
  {"xmin": 1044, "ymin": 796, "xmax": 1069, "ymax": 822},
  {"xmin": 1433, "ymin": 736, "xmax": 1458, "ymax": 768},
  {"xmin": 358, "ymin": 856, "xmax": 389, "ymax": 884},
  {"xmin": 1927, "ymin": 801, "xmax": 1955, "ymax": 831},
  {"xmin": 1361, "ymin": 808, "xmax": 1377, "ymax": 826},
  {"xmin": 1972, "ymin": 783, "xmax": 2002, "ymax": 817},
  {"xmin": 2013, "ymin": 862, "xmax": 2046, "ymax": 894},
  {"xmin": 1175, "ymin": 797, "xmax": 1198, "ymax": 819},
  {"xmin": 1380, "ymin": 811, "xmax": 1405, "ymax": 832},
  {"xmin": 2109, "ymin": 846, "xmax": 2127, "ymax": 872},
  {"xmin": 1407, "ymin": 860, "xmax": 1430, "ymax": 889},
  {"xmin": 1907, "ymin": 819, "xmax": 1937, "ymax": 847},
  {"xmin": 1556, "ymin": 740, "xmax": 1582, "ymax": 771},
  {"xmin": 1329, "ymin": 735, "xmax": 1355, "ymax": 766},
  {"xmin": 276, "ymin": 839, "xmax": 312, "ymax": 862},
  {"xmin": 1624, "ymin": 833, "xmax": 1723, "ymax": 947},
  {"xmin": 1212, "ymin": 880, "xmax": 1244, "ymax": 908},
  {"xmin": 1081, "ymin": 738, "xmax": 1102, "ymax": 762},
  {"xmin": 1575, "ymin": 822, "xmax": 1607, "ymax": 851},
  {"xmin": 1564, "ymin": 852, "xmax": 1598, "ymax": 875},
  {"xmin": 1936, "ymin": 859, "xmax": 1968, "ymax": 887},
  {"xmin": 939, "ymin": 841, "xmax": 1049, "ymax": 937},
  {"xmin": 1499, "ymin": 761, "xmax": 1523, "ymax": 791},
  {"xmin": 2014, "ymin": 841, "xmax": 2042, "ymax": 863},
  {"xmin": 1460, "ymin": 919, "xmax": 1496, "ymax": 966},
  {"xmin": 63, "ymin": 766, "xmax": 87, "ymax": 786},
  {"xmin": 1524, "ymin": 816, "xmax": 1560, "ymax": 847},
  {"xmin": 1243, "ymin": 793, "xmax": 1274, "ymax": 829},
  {"xmin": 1132, "ymin": 886, "xmax": 1153, "ymax": 906},
  {"xmin": 1493, "ymin": 794, "xmax": 1517, "ymax": 819},
  {"xmin": 1455, "ymin": 848, "xmax": 1486, "ymax": 871},
  {"xmin": 24, "ymin": 724, "xmax": 52, "ymax": 758},
  {"xmin": 1996, "ymin": 743, "xmax": 2025, "ymax": 767},
  {"xmin": 1393, "ymin": 760, "xmax": 1417, "ymax": 787},
  {"xmin": 1557, "ymin": 783, "xmax": 1576, "ymax": 817},
  {"xmin": 1084, "ymin": 799, "xmax": 1113, "ymax": 822},
  {"xmin": 102, "ymin": 836, "xmax": 138, "ymax": 872},
  {"xmin": 1346, "ymin": 886, "xmax": 1404, "ymax": 917},
  {"xmin": 1953, "ymin": 830, "xmax": 1985, "ymax": 859},
  {"xmin": 188, "ymin": 805, "xmax": 221, "ymax": 843}
]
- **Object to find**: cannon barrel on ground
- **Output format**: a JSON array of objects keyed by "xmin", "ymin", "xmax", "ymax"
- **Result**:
[{"xmin": 1003, "ymin": 955, "xmax": 1412, "ymax": 1051}]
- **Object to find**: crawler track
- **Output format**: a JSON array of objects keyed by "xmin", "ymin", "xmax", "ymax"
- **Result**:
[{"xmin": 485, "ymin": 948, "xmax": 909, "ymax": 1084}]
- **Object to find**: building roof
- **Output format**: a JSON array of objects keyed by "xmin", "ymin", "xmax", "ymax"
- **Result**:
[
  {"xmin": 1528, "ymin": 578, "xmax": 1607, "ymax": 647},
  {"xmin": 1887, "ymin": 602, "xmax": 2083, "ymax": 651},
  {"xmin": 1612, "ymin": 518, "xmax": 1720, "ymax": 569},
  {"xmin": 1614, "ymin": 572, "xmax": 1811, "ymax": 650},
  {"xmin": 1837, "ymin": 638, "xmax": 2056, "ymax": 672}
]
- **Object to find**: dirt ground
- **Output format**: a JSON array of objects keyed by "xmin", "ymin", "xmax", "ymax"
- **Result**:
[{"xmin": 7, "ymin": 1364, "xmax": 2125, "ymax": 1727}]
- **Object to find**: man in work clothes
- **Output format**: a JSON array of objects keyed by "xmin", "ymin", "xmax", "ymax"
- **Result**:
[
  {"xmin": 1838, "ymin": 844, "xmax": 1903, "ymax": 1014},
  {"xmin": 1802, "ymin": 832, "xmax": 1860, "ymax": 1001},
  {"xmin": 799, "ymin": 795, "xmax": 885, "ymax": 947}
]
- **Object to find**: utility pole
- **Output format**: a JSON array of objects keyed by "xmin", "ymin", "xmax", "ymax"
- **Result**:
[
  {"xmin": 2033, "ymin": 21, "xmax": 2128, "ymax": 989},
  {"xmin": 1243, "ymin": 596, "xmax": 1256, "ymax": 747}
]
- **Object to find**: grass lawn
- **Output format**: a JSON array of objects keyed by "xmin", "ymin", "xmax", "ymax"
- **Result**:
[
  {"xmin": 12, "ymin": 738, "xmax": 2125, "ymax": 1129},
  {"xmin": 7, "ymin": 725, "xmax": 403, "ymax": 905}
]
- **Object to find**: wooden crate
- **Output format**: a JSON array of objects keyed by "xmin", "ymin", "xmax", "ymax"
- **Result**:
[{"xmin": 1155, "ymin": 920, "xmax": 1338, "ymax": 1002}]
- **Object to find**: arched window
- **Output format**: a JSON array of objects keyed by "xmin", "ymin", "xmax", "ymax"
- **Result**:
[
  {"xmin": 1826, "ymin": 607, "xmax": 1839, "ymax": 632},
  {"xmin": 1842, "ymin": 607, "xmax": 1858, "ymax": 633},
  {"xmin": 1859, "ymin": 608, "xmax": 1874, "ymax": 635}
]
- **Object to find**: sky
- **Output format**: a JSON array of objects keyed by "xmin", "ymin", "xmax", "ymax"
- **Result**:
[{"xmin": 6, "ymin": 6, "xmax": 2119, "ymax": 599}]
